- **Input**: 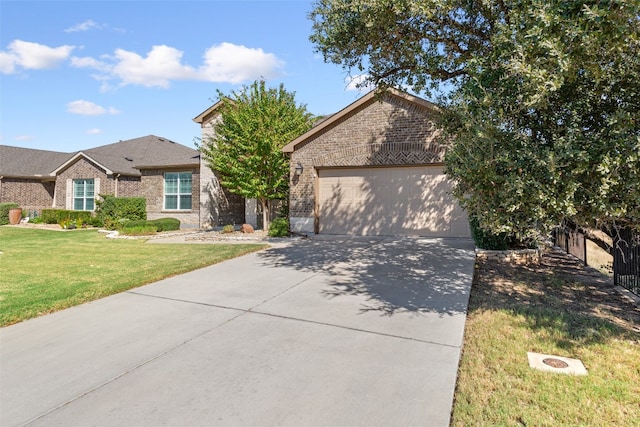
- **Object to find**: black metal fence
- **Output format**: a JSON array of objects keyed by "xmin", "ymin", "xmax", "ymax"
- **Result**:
[
  {"xmin": 553, "ymin": 227, "xmax": 587, "ymax": 266},
  {"xmin": 612, "ymin": 228, "xmax": 640, "ymax": 295},
  {"xmin": 554, "ymin": 225, "xmax": 639, "ymax": 296}
]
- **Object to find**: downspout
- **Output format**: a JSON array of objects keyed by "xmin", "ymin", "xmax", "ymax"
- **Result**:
[{"xmin": 0, "ymin": 176, "xmax": 3, "ymax": 202}]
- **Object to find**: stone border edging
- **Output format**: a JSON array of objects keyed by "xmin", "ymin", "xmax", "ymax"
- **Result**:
[{"xmin": 475, "ymin": 248, "xmax": 542, "ymax": 265}]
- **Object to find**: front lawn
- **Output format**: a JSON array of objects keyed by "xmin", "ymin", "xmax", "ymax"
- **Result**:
[
  {"xmin": 452, "ymin": 250, "xmax": 640, "ymax": 426},
  {"xmin": 0, "ymin": 227, "xmax": 267, "ymax": 326}
]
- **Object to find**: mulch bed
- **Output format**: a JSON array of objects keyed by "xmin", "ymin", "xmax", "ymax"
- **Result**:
[{"xmin": 473, "ymin": 247, "xmax": 640, "ymax": 334}]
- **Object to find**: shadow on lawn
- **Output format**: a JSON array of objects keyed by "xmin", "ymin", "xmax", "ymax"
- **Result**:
[
  {"xmin": 258, "ymin": 236, "xmax": 476, "ymax": 317},
  {"xmin": 471, "ymin": 248, "xmax": 640, "ymax": 348}
]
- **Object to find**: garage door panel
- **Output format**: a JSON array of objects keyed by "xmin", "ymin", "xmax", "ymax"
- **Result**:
[{"xmin": 318, "ymin": 166, "xmax": 470, "ymax": 237}]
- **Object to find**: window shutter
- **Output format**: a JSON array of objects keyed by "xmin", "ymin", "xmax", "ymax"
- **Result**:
[
  {"xmin": 94, "ymin": 178, "xmax": 100, "ymax": 211},
  {"xmin": 66, "ymin": 179, "xmax": 72, "ymax": 210}
]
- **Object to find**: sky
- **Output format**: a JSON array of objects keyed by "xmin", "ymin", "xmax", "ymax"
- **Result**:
[{"xmin": 0, "ymin": 0, "xmax": 376, "ymax": 153}]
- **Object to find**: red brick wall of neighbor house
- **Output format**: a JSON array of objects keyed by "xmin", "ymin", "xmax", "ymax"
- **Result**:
[
  {"xmin": 0, "ymin": 178, "xmax": 55, "ymax": 212},
  {"xmin": 289, "ymin": 93, "xmax": 446, "ymax": 219},
  {"xmin": 55, "ymin": 158, "xmax": 110, "ymax": 208},
  {"xmin": 142, "ymin": 168, "xmax": 201, "ymax": 228}
]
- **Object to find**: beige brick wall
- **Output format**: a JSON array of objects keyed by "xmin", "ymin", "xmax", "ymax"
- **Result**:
[
  {"xmin": 142, "ymin": 167, "xmax": 201, "ymax": 228},
  {"xmin": 0, "ymin": 178, "xmax": 55, "ymax": 213},
  {"xmin": 55, "ymin": 158, "xmax": 110, "ymax": 209},
  {"xmin": 290, "ymin": 92, "xmax": 446, "ymax": 221}
]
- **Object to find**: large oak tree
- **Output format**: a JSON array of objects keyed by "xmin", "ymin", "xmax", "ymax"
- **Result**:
[{"xmin": 310, "ymin": 0, "xmax": 640, "ymax": 242}]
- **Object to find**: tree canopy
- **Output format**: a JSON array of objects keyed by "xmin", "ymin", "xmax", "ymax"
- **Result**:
[
  {"xmin": 310, "ymin": 0, "xmax": 640, "ymax": 240},
  {"xmin": 200, "ymin": 80, "xmax": 313, "ymax": 229}
]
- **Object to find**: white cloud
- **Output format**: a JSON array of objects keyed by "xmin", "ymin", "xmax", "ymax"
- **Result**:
[
  {"xmin": 74, "ymin": 42, "xmax": 284, "ymax": 88},
  {"xmin": 198, "ymin": 42, "xmax": 284, "ymax": 84},
  {"xmin": 86, "ymin": 128, "xmax": 102, "ymax": 135},
  {"xmin": 15, "ymin": 135, "xmax": 34, "ymax": 141},
  {"xmin": 64, "ymin": 20, "xmax": 103, "ymax": 33},
  {"xmin": 67, "ymin": 100, "xmax": 120, "ymax": 116},
  {"xmin": 110, "ymin": 45, "xmax": 198, "ymax": 88},
  {"xmin": 71, "ymin": 56, "xmax": 111, "ymax": 72},
  {"xmin": 345, "ymin": 74, "xmax": 375, "ymax": 92},
  {"xmin": 0, "ymin": 40, "xmax": 75, "ymax": 74}
]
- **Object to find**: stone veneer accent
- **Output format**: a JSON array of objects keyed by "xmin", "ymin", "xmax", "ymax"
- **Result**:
[
  {"xmin": 289, "ymin": 91, "xmax": 447, "ymax": 232},
  {"xmin": 198, "ymin": 156, "xmax": 245, "ymax": 229}
]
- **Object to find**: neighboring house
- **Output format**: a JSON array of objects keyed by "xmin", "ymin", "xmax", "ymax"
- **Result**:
[
  {"xmin": 283, "ymin": 89, "xmax": 471, "ymax": 237},
  {"xmin": 193, "ymin": 102, "xmax": 263, "ymax": 228},
  {"xmin": 0, "ymin": 135, "xmax": 212, "ymax": 228}
]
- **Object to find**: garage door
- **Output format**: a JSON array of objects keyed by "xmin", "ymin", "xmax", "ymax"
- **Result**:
[{"xmin": 318, "ymin": 166, "xmax": 470, "ymax": 237}]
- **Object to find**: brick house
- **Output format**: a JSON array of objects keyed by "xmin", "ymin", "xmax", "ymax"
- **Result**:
[
  {"xmin": 283, "ymin": 89, "xmax": 470, "ymax": 237},
  {"xmin": 0, "ymin": 135, "xmax": 244, "ymax": 228}
]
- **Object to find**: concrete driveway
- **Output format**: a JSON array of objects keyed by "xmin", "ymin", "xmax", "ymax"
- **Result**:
[{"xmin": 1, "ymin": 236, "xmax": 475, "ymax": 427}]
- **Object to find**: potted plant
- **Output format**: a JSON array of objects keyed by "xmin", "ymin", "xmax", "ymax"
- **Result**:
[{"xmin": 8, "ymin": 207, "xmax": 22, "ymax": 225}]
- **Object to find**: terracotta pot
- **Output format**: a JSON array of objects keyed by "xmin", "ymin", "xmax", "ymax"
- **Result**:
[{"xmin": 8, "ymin": 207, "xmax": 22, "ymax": 225}]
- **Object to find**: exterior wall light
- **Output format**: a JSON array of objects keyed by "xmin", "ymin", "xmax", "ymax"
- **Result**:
[{"xmin": 294, "ymin": 162, "xmax": 304, "ymax": 176}]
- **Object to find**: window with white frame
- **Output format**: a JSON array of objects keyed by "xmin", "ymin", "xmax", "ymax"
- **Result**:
[
  {"xmin": 73, "ymin": 179, "xmax": 95, "ymax": 210},
  {"xmin": 164, "ymin": 172, "xmax": 192, "ymax": 210}
]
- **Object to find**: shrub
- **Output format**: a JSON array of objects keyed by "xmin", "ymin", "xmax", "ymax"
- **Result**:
[
  {"xmin": 96, "ymin": 196, "xmax": 146, "ymax": 230},
  {"xmin": 28, "ymin": 216, "xmax": 44, "ymax": 224},
  {"xmin": 41, "ymin": 209, "xmax": 92, "ymax": 226},
  {"xmin": 120, "ymin": 225, "xmax": 158, "ymax": 236},
  {"xmin": 0, "ymin": 203, "xmax": 19, "ymax": 225},
  {"xmin": 152, "ymin": 218, "xmax": 180, "ymax": 232},
  {"xmin": 121, "ymin": 218, "xmax": 180, "ymax": 233},
  {"xmin": 469, "ymin": 217, "xmax": 512, "ymax": 250},
  {"xmin": 268, "ymin": 217, "xmax": 289, "ymax": 237},
  {"xmin": 222, "ymin": 224, "xmax": 235, "ymax": 233}
]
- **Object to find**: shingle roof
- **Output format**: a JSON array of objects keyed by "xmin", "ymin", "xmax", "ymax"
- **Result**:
[
  {"xmin": 0, "ymin": 135, "xmax": 199, "ymax": 179},
  {"xmin": 82, "ymin": 135, "xmax": 200, "ymax": 175},
  {"xmin": 0, "ymin": 145, "xmax": 72, "ymax": 178}
]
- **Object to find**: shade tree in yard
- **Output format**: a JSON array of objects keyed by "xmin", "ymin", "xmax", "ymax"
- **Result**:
[
  {"xmin": 310, "ymin": 0, "xmax": 640, "ymax": 243},
  {"xmin": 199, "ymin": 80, "xmax": 313, "ymax": 229}
]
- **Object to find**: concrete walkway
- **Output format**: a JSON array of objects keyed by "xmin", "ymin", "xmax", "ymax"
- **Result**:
[{"xmin": 1, "ymin": 236, "xmax": 475, "ymax": 427}]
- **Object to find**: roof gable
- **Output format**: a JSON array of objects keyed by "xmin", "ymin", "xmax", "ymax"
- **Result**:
[{"xmin": 282, "ymin": 89, "xmax": 438, "ymax": 153}]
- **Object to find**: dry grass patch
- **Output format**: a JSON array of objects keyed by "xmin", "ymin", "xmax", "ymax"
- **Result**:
[{"xmin": 452, "ymin": 249, "xmax": 640, "ymax": 426}]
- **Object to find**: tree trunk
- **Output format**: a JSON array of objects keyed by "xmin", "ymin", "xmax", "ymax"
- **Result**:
[{"xmin": 261, "ymin": 197, "xmax": 269, "ymax": 231}]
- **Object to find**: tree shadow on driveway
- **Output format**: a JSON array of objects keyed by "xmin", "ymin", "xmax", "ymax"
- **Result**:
[{"xmin": 257, "ymin": 236, "xmax": 476, "ymax": 317}]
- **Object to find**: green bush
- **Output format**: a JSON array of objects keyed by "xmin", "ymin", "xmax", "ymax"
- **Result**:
[
  {"xmin": 0, "ymin": 203, "xmax": 19, "ymax": 225},
  {"xmin": 268, "ymin": 217, "xmax": 289, "ymax": 237},
  {"xmin": 41, "ymin": 209, "xmax": 92, "ymax": 226},
  {"xmin": 222, "ymin": 224, "xmax": 235, "ymax": 233},
  {"xmin": 120, "ymin": 225, "xmax": 158, "ymax": 236},
  {"xmin": 96, "ymin": 196, "xmax": 146, "ymax": 230},
  {"xmin": 469, "ymin": 217, "xmax": 513, "ymax": 250},
  {"xmin": 152, "ymin": 218, "xmax": 180, "ymax": 232},
  {"xmin": 122, "ymin": 218, "xmax": 180, "ymax": 233}
]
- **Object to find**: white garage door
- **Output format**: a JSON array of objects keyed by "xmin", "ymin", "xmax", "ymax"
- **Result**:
[{"xmin": 318, "ymin": 166, "xmax": 470, "ymax": 237}]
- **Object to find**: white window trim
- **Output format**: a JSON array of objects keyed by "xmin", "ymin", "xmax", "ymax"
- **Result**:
[
  {"xmin": 72, "ymin": 178, "xmax": 97, "ymax": 211},
  {"xmin": 163, "ymin": 172, "xmax": 192, "ymax": 211}
]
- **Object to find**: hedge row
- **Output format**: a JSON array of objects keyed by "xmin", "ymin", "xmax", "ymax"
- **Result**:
[
  {"xmin": 0, "ymin": 203, "xmax": 19, "ymax": 225},
  {"xmin": 122, "ymin": 218, "xmax": 181, "ymax": 233},
  {"xmin": 41, "ymin": 209, "xmax": 93, "ymax": 225}
]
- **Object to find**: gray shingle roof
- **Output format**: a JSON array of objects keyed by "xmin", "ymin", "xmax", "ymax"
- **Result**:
[
  {"xmin": 0, "ymin": 145, "xmax": 72, "ymax": 178},
  {"xmin": 0, "ymin": 135, "xmax": 199, "ymax": 178}
]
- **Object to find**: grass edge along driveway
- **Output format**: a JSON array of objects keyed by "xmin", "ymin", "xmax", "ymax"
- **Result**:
[{"xmin": 0, "ymin": 227, "xmax": 267, "ymax": 327}]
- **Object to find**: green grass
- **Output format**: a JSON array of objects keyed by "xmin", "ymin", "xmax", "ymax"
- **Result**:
[
  {"xmin": 451, "ymin": 256, "xmax": 640, "ymax": 426},
  {"xmin": 0, "ymin": 227, "xmax": 267, "ymax": 326}
]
